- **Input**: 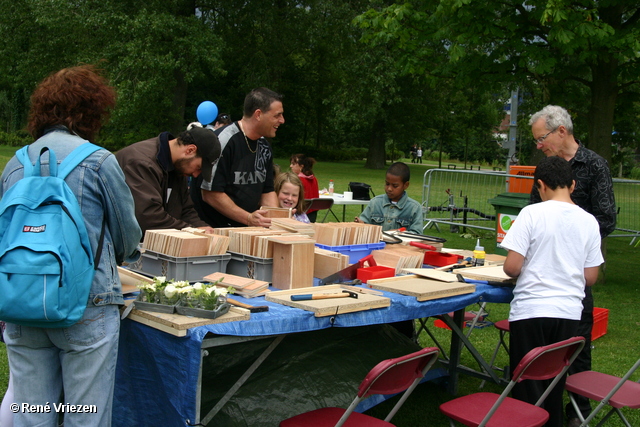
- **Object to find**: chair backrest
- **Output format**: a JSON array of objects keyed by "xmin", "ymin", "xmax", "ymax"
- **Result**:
[
  {"xmin": 303, "ymin": 198, "xmax": 334, "ymax": 213},
  {"xmin": 335, "ymin": 347, "xmax": 439, "ymax": 427},
  {"xmin": 478, "ymin": 336, "xmax": 585, "ymax": 427},
  {"xmin": 514, "ymin": 336, "xmax": 585, "ymax": 384},
  {"xmin": 359, "ymin": 346, "xmax": 440, "ymax": 398}
]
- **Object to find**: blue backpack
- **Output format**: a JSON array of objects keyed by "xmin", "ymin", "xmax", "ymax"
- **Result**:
[{"xmin": 0, "ymin": 143, "xmax": 104, "ymax": 328}]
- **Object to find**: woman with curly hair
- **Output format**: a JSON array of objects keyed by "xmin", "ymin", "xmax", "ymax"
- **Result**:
[{"xmin": 1, "ymin": 65, "xmax": 141, "ymax": 427}]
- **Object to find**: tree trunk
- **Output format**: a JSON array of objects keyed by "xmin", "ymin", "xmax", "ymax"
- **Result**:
[
  {"xmin": 365, "ymin": 118, "xmax": 386, "ymax": 169},
  {"xmin": 586, "ymin": 56, "xmax": 618, "ymax": 165},
  {"xmin": 170, "ymin": 69, "xmax": 188, "ymax": 135}
]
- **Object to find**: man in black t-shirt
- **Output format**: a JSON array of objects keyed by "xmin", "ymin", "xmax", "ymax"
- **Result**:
[{"xmin": 192, "ymin": 88, "xmax": 284, "ymax": 228}]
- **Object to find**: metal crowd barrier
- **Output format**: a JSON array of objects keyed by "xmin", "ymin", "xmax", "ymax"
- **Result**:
[{"xmin": 421, "ymin": 168, "xmax": 640, "ymax": 244}]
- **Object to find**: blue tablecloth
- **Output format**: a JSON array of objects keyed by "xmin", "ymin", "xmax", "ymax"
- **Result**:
[{"xmin": 114, "ymin": 284, "xmax": 513, "ymax": 426}]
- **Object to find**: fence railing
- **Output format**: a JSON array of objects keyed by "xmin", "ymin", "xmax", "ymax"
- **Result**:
[{"xmin": 421, "ymin": 168, "xmax": 640, "ymax": 244}]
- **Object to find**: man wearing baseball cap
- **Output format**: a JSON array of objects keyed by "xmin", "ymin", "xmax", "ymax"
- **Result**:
[{"xmin": 116, "ymin": 127, "xmax": 221, "ymax": 235}]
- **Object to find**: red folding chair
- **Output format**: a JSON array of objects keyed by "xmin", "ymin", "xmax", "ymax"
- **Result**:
[
  {"xmin": 565, "ymin": 356, "xmax": 640, "ymax": 427},
  {"xmin": 439, "ymin": 336, "xmax": 585, "ymax": 427},
  {"xmin": 279, "ymin": 346, "xmax": 440, "ymax": 427}
]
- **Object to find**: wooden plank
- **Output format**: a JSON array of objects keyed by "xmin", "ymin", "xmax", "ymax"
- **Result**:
[
  {"xmin": 314, "ymin": 249, "xmax": 349, "ymax": 279},
  {"xmin": 367, "ymin": 275, "xmax": 475, "ymax": 301},
  {"xmin": 261, "ymin": 206, "xmax": 292, "ymax": 218},
  {"xmin": 456, "ymin": 265, "xmax": 514, "ymax": 283},
  {"xmin": 127, "ymin": 306, "xmax": 250, "ymax": 336},
  {"xmin": 118, "ymin": 267, "xmax": 153, "ymax": 294},
  {"xmin": 265, "ymin": 284, "xmax": 390, "ymax": 317},
  {"xmin": 402, "ymin": 268, "xmax": 460, "ymax": 282},
  {"xmin": 269, "ymin": 237, "xmax": 315, "ymax": 290},
  {"xmin": 484, "ymin": 254, "xmax": 506, "ymax": 265}
]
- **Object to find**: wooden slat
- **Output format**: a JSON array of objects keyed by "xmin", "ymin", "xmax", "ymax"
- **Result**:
[{"xmin": 367, "ymin": 275, "xmax": 475, "ymax": 301}]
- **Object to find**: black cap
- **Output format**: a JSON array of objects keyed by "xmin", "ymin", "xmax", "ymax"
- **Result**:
[{"xmin": 187, "ymin": 127, "xmax": 221, "ymax": 183}]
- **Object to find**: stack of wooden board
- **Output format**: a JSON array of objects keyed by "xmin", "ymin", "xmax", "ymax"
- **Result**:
[
  {"xmin": 370, "ymin": 246, "xmax": 423, "ymax": 275},
  {"xmin": 204, "ymin": 272, "xmax": 270, "ymax": 298},
  {"xmin": 181, "ymin": 227, "xmax": 230, "ymax": 255},
  {"xmin": 142, "ymin": 229, "xmax": 229, "ymax": 257},
  {"xmin": 313, "ymin": 247, "xmax": 350, "ymax": 279},
  {"xmin": 313, "ymin": 222, "xmax": 381, "ymax": 246},
  {"xmin": 214, "ymin": 224, "xmax": 317, "ymax": 258},
  {"xmin": 227, "ymin": 229, "xmax": 289, "ymax": 257}
]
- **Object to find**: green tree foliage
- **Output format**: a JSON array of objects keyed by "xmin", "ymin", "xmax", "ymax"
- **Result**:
[
  {"xmin": 356, "ymin": 0, "xmax": 640, "ymax": 164},
  {"xmin": 0, "ymin": 0, "xmax": 224, "ymax": 149}
]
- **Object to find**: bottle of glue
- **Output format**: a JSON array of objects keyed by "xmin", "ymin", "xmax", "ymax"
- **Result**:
[{"xmin": 473, "ymin": 239, "xmax": 485, "ymax": 267}]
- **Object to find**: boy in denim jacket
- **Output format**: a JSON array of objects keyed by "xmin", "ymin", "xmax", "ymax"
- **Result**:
[{"xmin": 355, "ymin": 162, "xmax": 423, "ymax": 234}]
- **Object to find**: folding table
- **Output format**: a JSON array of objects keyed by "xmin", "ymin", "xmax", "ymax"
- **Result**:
[{"xmin": 113, "ymin": 283, "xmax": 512, "ymax": 426}]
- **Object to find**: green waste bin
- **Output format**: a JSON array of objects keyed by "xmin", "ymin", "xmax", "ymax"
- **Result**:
[{"xmin": 488, "ymin": 192, "xmax": 530, "ymax": 255}]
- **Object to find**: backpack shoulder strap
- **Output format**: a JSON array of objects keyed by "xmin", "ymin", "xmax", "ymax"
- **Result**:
[
  {"xmin": 57, "ymin": 143, "xmax": 102, "ymax": 180},
  {"xmin": 15, "ymin": 146, "xmax": 33, "ymax": 176}
]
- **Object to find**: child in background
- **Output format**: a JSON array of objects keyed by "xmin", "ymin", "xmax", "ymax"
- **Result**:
[
  {"xmin": 290, "ymin": 154, "xmax": 320, "ymax": 222},
  {"xmin": 501, "ymin": 156, "xmax": 603, "ymax": 427},
  {"xmin": 275, "ymin": 172, "xmax": 310, "ymax": 224},
  {"xmin": 355, "ymin": 162, "xmax": 423, "ymax": 234}
]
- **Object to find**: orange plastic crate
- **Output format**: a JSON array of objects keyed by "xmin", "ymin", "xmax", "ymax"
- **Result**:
[{"xmin": 592, "ymin": 307, "xmax": 609, "ymax": 341}]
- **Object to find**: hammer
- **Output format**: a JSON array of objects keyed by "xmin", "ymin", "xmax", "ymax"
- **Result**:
[
  {"xmin": 227, "ymin": 297, "xmax": 269, "ymax": 313},
  {"xmin": 290, "ymin": 290, "xmax": 358, "ymax": 301}
]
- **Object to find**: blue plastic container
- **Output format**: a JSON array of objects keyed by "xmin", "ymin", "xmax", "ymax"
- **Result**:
[{"xmin": 314, "ymin": 242, "xmax": 385, "ymax": 264}]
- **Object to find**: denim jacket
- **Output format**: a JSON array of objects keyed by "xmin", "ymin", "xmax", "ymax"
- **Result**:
[
  {"xmin": 0, "ymin": 127, "xmax": 141, "ymax": 306},
  {"xmin": 359, "ymin": 191, "xmax": 423, "ymax": 234}
]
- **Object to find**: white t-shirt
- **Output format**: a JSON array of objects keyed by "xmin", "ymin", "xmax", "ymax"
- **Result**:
[{"xmin": 501, "ymin": 200, "xmax": 603, "ymax": 322}]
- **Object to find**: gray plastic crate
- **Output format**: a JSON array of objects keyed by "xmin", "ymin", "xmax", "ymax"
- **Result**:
[
  {"xmin": 131, "ymin": 250, "xmax": 230, "ymax": 282},
  {"xmin": 226, "ymin": 252, "xmax": 273, "ymax": 283}
]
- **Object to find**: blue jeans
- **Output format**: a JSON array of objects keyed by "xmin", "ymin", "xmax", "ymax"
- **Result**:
[{"xmin": 4, "ymin": 305, "xmax": 120, "ymax": 427}]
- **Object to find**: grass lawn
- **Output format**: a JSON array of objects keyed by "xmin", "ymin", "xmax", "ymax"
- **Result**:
[{"xmin": 0, "ymin": 154, "xmax": 638, "ymax": 426}]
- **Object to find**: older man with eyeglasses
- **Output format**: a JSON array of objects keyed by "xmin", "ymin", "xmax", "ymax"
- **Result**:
[{"xmin": 528, "ymin": 105, "xmax": 616, "ymax": 427}]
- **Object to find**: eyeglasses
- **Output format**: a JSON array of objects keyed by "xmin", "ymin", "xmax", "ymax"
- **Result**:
[{"xmin": 533, "ymin": 128, "xmax": 557, "ymax": 145}]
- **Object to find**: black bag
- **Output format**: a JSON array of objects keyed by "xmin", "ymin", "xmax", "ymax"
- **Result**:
[{"xmin": 348, "ymin": 182, "xmax": 374, "ymax": 200}]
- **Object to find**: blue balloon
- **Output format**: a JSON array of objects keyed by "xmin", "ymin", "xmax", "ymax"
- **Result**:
[{"xmin": 197, "ymin": 101, "xmax": 218, "ymax": 125}]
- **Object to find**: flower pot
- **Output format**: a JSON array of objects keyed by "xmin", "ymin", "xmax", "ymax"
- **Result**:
[
  {"xmin": 175, "ymin": 302, "xmax": 231, "ymax": 319},
  {"xmin": 134, "ymin": 296, "xmax": 177, "ymax": 314}
]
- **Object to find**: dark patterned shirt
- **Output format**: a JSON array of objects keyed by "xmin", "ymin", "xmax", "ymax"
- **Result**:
[{"xmin": 530, "ymin": 144, "xmax": 616, "ymax": 238}]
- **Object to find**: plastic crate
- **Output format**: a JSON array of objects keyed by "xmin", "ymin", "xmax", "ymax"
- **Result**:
[
  {"xmin": 592, "ymin": 307, "xmax": 609, "ymax": 341},
  {"xmin": 226, "ymin": 252, "xmax": 273, "ymax": 283},
  {"xmin": 423, "ymin": 251, "xmax": 463, "ymax": 267},
  {"xmin": 132, "ymin": 250, "xmax": 230, "ymax": 282},
  {"xmin": 314, "ymin": 242, "xmax": 385, "ymax": 264},
  {"xmin": 508, "ymin": 165, "xmax": 535, "ymax": 193}
]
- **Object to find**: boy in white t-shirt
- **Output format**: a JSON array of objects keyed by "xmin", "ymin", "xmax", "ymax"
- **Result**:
[{"xmin": 501, "ymin": 156, "xmax": 603, "ymax": 427}]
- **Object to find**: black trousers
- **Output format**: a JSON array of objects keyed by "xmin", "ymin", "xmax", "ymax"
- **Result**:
[
  {"xmin": 510, "ymin": 317, "xmax": 579, "ymax": 427},
  {"xmin": 565, "ymin": 286, "xmax": 594, "ymax": 420}
]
